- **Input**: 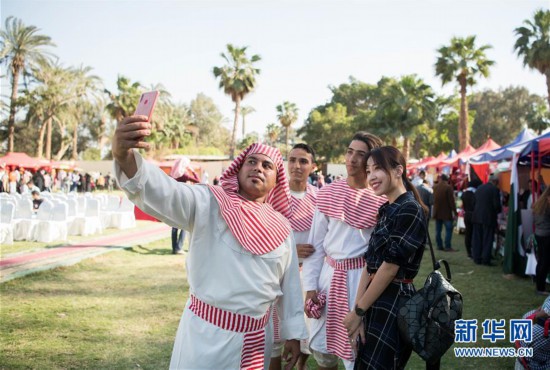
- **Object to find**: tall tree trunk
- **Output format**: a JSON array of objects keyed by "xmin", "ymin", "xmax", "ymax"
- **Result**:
[
  {"xmin": 285, "ymin": 126, "xmax": 289, "ymax": 158},
  {"xmin": 230, "ymin": 97, "xmax": 240, "ymax": 159},
  {"xmin": 7, "ymin": 66, "xmax": 21, "ymax": 153},
  {"xmin": 72, "ymin": 124, "xmax": 78, "ymax": 160},
  {"xmin": 45, "ymin": 117, "xmax": 53, "ymax": 160},
  {"xmin": 55, "ymin": 142, "xmax": 70, "ymax": 161},
  {"xmin": 242, "ymin": 116, "xmax": 246, "ymax": 138},
  {"xmin": 391, "ymin": 136, "xmax": 398, "ymax": 147},
  {"xmin": 402, "ymin": 137, "xmax": 410, "ymax": 162},
  {"xmin": 459, "ymin": 76, "xmax": 469, "ymax": 151},
  {"xmin": 545, "ymin": 69, "xmax": 550, "ymax": 112},
  {"xmin": 98, "ymin": 114, "xmax": 106, "ymax": 155},
  {"xmin": 37, "ymin": 121, "xmax": 47, "ymax": 158}
]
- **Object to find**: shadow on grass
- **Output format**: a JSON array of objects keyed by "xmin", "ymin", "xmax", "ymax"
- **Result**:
[
  {"xmin": 125, "ymin": 245, "xmax": 174, "ymax": 255},
  {"xmin": 44, "ymin": 243, "xmax": 67, "ymax": 249}
]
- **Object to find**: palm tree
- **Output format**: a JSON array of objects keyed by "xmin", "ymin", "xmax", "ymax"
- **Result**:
[
  {"xmin": 68, "ymin": 65, "xmax": 101, "ymax": 160},
  {"xmin": 375, "ymin": 75, "xmax": 436, "ymax": 161},
  {"xmin": 22, "ymin": 61, "xmax": 74, "ymax": 159},
  {"xmin": 240, "ymin": 105, "xmax": 255, "ymax": 138},
  {"xmin": 104, "ymin": 76, "xmax": 143, "ymax": 123},
  {"xmin": 213, "ymin": 44, "xmax": 261, "ymax": 158},
  {"xmin": 435, "ymin": 36, "xmax": 494, "ymax": 150},
  {"xmin": 514, "ymin": 9, "xmax": 550, "ymax": 109},
  {"xmin": 276, "ymin": 101, "xmax": 299, "ymax": 158},
  {"xmin": 265, "ymin": 123, "xmax": 280, "ymax": 146},
  {"xmin": 0, "ymin": 16, "xmax": 55, "ymax": 152}
]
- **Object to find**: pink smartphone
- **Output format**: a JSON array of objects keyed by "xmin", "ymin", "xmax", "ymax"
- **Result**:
[{"xmin": 134, "ymin": 91, "xmax": 159, "ymax": 121}]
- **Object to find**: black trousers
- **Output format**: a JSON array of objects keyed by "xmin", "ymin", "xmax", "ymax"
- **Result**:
[
  {"xmin": 534, "ymin": 234, "xmax": 550, "ymax": 292},
  {"xmin": 472, "ymin": 223, "xmax": 495, "ymax": 264},
  {"xmin": 464, "ymin": 220, "xmax": 473, "ymax": 258}
]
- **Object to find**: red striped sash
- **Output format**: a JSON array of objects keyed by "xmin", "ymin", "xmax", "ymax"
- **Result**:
[
  {"xmin": 189, "ymin": 295, "xmax": 269, "ymax": 370},
  {"xmin": 289, "ymin": 184, "xmax": 317, "ymax": 232},
  {"xmin": 325, "ymin": 255, "xmax": 365, "ymax": 361},
  {"xmin": 316, "ymin": 180, "xmax": 386, "ymax": 229},
  {"xmin": 188, "ymin": 295, "xmax": 270, "ymax": 333},
  {"xmin": 241, "ymin": 330, "xmax": 266, "ymax": 369}
]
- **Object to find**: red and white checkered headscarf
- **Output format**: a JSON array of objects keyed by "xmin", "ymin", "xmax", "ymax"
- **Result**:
[
  {"xmin": 289, "ymin": 184, "xmax": 318, "ymax": 232},
  {"xmin": 316, "ymin": 179, "xmax": 386, "ymax": 229},
  {"xmin": 209, "ymin": 143, "xmax": 291, "ymax": 255}
]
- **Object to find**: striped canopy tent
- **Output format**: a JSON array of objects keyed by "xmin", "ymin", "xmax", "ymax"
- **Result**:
[
  {"xmin": 439, "ymin": 144, "xmax": 477, "ymax": 167},
  {"xmin": 420, "ymin": 152, "xmax": 448, "ymax": 169},
  {"xmin": 407, "ymin": 155, "xmax": 435, "ymax": 170},
  {"xmin": 520, "ymin": 130, "xmax": 550, "ymax": 158},
  {"xmin": 502, "ymin": 131, "xmax": 550, "ymax": 277},
  {"xmin": 470, "ymin": 138, "xmax": 501, "ymax": 158},
  {"xmin": 461, "ymin": 139, "xmax": 501, "ymax": 182},
  {"xmin": 470, "ymin": 129, "xmax": 535, "ymax": 164}
]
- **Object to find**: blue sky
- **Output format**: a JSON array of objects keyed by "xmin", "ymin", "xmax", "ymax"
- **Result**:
[{"xmin": 2, "ymin": 0, "xmax": 548, "ymax": 139}]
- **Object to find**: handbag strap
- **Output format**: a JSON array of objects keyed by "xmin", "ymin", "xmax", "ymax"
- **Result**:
[{"xmin": 424, "ymin": 220, "xmax": 452, "ymax": 282}]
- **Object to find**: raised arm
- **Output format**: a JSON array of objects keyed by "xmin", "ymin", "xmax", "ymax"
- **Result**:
[{"xmin": 112, "ymin": 115, "xmax": 153, "ymax": 179}]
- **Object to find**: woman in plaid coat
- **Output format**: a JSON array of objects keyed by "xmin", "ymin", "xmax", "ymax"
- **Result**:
[{"xmin": 343, "ymin": 146, "xmax": 438, "ymax": 370}]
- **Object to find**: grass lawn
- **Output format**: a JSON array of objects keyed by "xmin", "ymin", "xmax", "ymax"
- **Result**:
[{"xmin": 0, "ymin": 223, "xmax": 545, "ymax": 369}]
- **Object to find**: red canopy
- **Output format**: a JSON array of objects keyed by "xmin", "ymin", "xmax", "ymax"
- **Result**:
[
  {"xmin": 440, "ymin": 145, "xmax": 477, "ymax": 167},
  {"xmin": 0, "ymin": 152, "xmax": 50, "ymax": 170},
  {"xmin": 407, "ymin": 156, "xmax": 435, "ymax": 170},
  {"xmin": 469, "ymin": 138, "xmax": 500, "ymax": 157},
  {"xmin": 443, "ymin": 139, "xmax": 500, "ymax": 167},
  {"xmin": 538, "ymin": 137, "xmax": 550, "ymax": 156},
  {"xmin": 422, "ymin": 152, "xmax": 449, "ymax": 168}
]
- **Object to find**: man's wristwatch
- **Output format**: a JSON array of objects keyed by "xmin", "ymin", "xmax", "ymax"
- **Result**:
[{"xmin": 354, "ymin": 304, "xmax": 367, "ymax": 317}]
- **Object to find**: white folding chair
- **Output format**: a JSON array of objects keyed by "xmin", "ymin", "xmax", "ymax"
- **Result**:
[
  {"xmin": 13, "ymin": 198, "xmax": 37, "ymax": 241},
  {"xmin": 0, "ymin": 202, "xmax": 15, "ymax": 245},
  {"xmin": 33, "ymin": 200, "xmax": 68, "ymax": 243},
  {"xmin": 69, "ymin": 198, "xmax": 103, "ymax": 236},
  {"xmin": 109, "ymin": 196, "xmax": 136, "ymax": 229}
]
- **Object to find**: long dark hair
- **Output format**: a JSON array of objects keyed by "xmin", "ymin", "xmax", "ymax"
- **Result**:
[{"xmin": 366, "ymin": 146, "xmax": 429, "ymax": 216}]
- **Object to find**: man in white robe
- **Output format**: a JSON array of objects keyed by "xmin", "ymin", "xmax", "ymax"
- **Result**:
[
  {"xmin": 271, "ymin": 143, "xmax": 318, "ymax": 370},
  {"xmin": 112, "ymin": 115, "xmax": 307, "ymax": 370},
  {"xmin": 302, "ymin": 132, "xmax": 386, "ymax": 370}
]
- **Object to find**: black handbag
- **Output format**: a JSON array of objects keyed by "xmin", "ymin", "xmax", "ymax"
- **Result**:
[{"xmin": 397, "ymin": 228, "xmax": 463, "ymax": 363}]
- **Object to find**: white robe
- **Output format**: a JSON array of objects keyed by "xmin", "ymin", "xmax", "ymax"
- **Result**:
[
  {"xmin": 301, "ymin": 208, "xmax": 373, "ymax": 369},
  {"xmin": 115, "ymin": 153, "xmax": 307, "ymax": 370}
]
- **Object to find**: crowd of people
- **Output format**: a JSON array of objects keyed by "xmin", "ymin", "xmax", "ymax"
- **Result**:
[
  {"xmin": 408, "ymin": 167, "xmax": 550, "ymax": 298},
  {"xmin": 112, "ymin": 111, "xmax": 450, "ymax": 370},
  {"xmin": 0, "ymin": 163, "xmax": 115, "ymax": 195},
  {"xmin": 105, "ymin": 111, "xmax": 550, "ymax": 369}
]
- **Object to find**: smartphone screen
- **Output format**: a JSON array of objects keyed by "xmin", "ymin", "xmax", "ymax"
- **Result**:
[{"xmin": 134, "ymin": 91, "xmax": 159, "ymax": 121}]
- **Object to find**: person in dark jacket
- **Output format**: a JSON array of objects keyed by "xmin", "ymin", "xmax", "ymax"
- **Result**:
[
  {"xmin": 461, "ymin": 179, "xmax": 482, "ymax": 259},
  {"xmin": 32, "ymin": 169, "xmax": 45, "ymax": 192},
  {"xmin": 471, "ymin": 174, "xmax": 502, "ymax": 266},
  {"xmin": 432, "ymin": 174, "xmax": 457, "ymax": 252},
  {"xmin": 416, "ymin": 179, "xmax": 433, "ymax": 220}
]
